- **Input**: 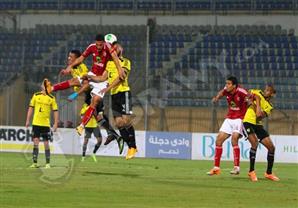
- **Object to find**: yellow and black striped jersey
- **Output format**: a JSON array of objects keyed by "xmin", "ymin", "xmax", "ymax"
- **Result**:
[
  {"xmin": 71, "ymin": 63, "xmax": 89, "ymax": 92},
  {"xmin": 29, "ymin": 92, "xmax": 58, "ymax": 127},
  {"xmin": 106, "ymin": 57, "xmax": 131, "ymax": 95},
  {"xmin": 243, "ymin": 89, "xmax": 273, "ymax": 125}
]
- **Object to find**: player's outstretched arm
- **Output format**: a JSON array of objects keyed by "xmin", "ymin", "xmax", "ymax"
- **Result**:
[
  {"xmin": 25, "ymin": 107, "xmax": 33, "ymax": 127},
  {"xmin": 88, "ymin": 71, "xmax": 108, "ymax": 82},
  {"xmin": 64, "ymin": 55, "xmax": 85, "ymax": 73},
  {"xmin": 101, "ymin": 70, "xmax": 126, "ymax": 94},
  {"xmin": 212, "ymin": 89, "xmax": 225, "ymax": 103}
]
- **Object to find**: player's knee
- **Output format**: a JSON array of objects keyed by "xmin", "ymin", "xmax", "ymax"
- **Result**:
[
  {"xmin": 97, "ymin": 138, "xmax": 102, "ymax": 144},
  {"xmin": 92, "ymin": 96, "xmax": 101, "ymax": 106},
  {"xmin": 251, "ymin": 141, "xmax": 259, "ymax": 149},
  {"xmin": 216, "ymin": 134, "xmax": 226, "ymax": 146},
  {"xmin": 269, "ymin": 145, "xmax": 275, "ymax": 153},
  {"xmin": 82, "ymin": 79, "xmax": 89, "ymax": 85},
  {"xmin": 44, "ymin": 143, "xmax": 50, "ymax": 150},
  {"xmin": 114, "ymin": 118, "xmax": 125, "ymax": 128},
  {"xmin": 70, "ymin": 78, "xmax": 79, "ymax": 86},
  {"xmin": 215, "ymin": 138, "xmax": 223, "ymax": 146}
]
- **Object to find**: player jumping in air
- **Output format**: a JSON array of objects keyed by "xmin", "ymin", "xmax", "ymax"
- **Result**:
[
  {"xmin": 47, "ymin": 49, "xmax": 124, "ymax": 154},
  {"xmin": 88, "ymin": 34, "xmax": 138, "ymax": 160},
  {"xmin": 62, "ymin": 34, "xmax": 124, "ymax": 142}
]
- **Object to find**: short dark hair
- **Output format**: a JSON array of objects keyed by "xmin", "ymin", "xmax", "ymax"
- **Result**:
[
  {"xmin": 266, "ymin": 84, "xmax": 276, "ymax": 94},
  {"xmin": 95, "ymin": 34, "xmax": 104, "ymax": 41},
  {"xmin": 226, "ymin": 76, "xmax": 238, "ymax": 87},
  {"xmin": 70, "ymin": 49, "xmax": 81, "ymax": 58}
]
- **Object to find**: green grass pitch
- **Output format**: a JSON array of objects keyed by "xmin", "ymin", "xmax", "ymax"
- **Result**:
[{"xmin": 1, "ymin": 152, "xmax": 297, "ymax": 208}]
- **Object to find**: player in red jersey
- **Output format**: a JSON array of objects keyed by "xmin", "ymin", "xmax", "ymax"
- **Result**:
[
  {"xmin": 53, "ymin": 34, "xmax": 124, "ymax": 101},
  {"xmin": 63, "ymin": 34, "xmax": 124, "ymax": 138},
  {"xmin": 207, "ymin": 76, "xmax": 251, "ymax": 176}
]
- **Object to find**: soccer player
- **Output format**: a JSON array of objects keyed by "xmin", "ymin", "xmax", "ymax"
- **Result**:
[
  {"xmin": 25, "ymin": 78, "xmax": 59, "ymax": 168},
  {"xmin": 67, "ymin": 34, "xmax": 124, "ymax": 150},
  {"xmin": 49, "ymin": 49, "xmax": 89, "ymax": 94},
  {"xmin": 80, "ymin": 103, "xmax": 102, "ymax": 162},
  {"xmin": 207, "ymin": 76, "xmax": 250, "ymax": 175},
  {"xmin": 49, "ymin": 49, "xmax": 124, "ymax": 154},
  {"xmin": 243, "ymin": 84, "xmax": 280, "ymax": 182},
  {"xmin": 88, "ymin": 34, "xmax": 137, "ymax": 159}
]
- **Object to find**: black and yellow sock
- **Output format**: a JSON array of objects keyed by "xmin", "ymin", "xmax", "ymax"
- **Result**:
[
  {"xmin": 267, "ymin": 151, "xmax": 275, "ymax": 174},
  {"xmin": 249, "ymin": 148, "xmax": 257, "ymax": 172},
  {"xmin": 33, "ymin": 145, "xmax": 39, "ymax": 163}
]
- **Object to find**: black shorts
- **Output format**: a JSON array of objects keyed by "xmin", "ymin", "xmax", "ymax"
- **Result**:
[
  {"xmin": 111, "ymin": 91, "xmax": 133, "ymax": 117},
  {"xmin": 85, "ymin": 127, "xmax": 101, "ymax": 139},
  {"xmin": 84, "ymin": 89, "xmax": 104, "ymax": 114},
  {"xmin": 32, "ymin": 125, "xmax": 52, "ymax": 141},
  {"xmin": 243, "ymin": 122, "xmax": 269, "ymax": 141}
]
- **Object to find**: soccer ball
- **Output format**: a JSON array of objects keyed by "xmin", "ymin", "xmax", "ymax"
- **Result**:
[{"xmin": 104, "ymin": 33, "xmax": 117, "ymax": 44}]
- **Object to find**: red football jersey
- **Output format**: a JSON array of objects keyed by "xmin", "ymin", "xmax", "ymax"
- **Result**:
[
  {"xmin": 82, "ymin": 42, "xmax": 113, "ymax": 76},
  {"xmin": 223, "ymin": 87, "xmax": 248, "ymax": 119}
]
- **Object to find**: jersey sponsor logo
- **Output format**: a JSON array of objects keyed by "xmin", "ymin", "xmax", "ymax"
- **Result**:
[
  {"xmin": 0, "ymin": 128, "xmax": 32, "ymax": 141},
  {"xmin": 230, "ymin": 101, "xmax": 236, "ymax": 107},
  {"xmin": 96, "ymin": 56, "xmax": 101, "ymax": 63}
]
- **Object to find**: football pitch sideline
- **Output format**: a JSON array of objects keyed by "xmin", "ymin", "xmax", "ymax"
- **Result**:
[{"xmin": 0, "ymin": 152, "xmax": 297, "ymax": 208}]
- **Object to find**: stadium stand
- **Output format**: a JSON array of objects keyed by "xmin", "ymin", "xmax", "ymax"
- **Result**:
[
  {"xmin": 149, "ymin": 24, "xmax": 298, "ymax": 109},
  {"xmin": 0, "ymin": 24, "xmax": 146, "ymax": 96},
  {"xmin": 0, "ymin": 23, "xmax": 297, "ymax": 110},
  {"xmin": 0, "ymin": 0, "xmax": 297, "ymax": 14}
]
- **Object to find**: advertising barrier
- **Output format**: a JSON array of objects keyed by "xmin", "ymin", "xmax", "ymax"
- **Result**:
[
  {"xmin": 1, "ymin": 126, "xmax": 297, "ymax": 163},
  {"xmin": 145, "ymin": 131, "xmax": 192, "ymax": 159},
  {"xmin": 191, "ymin": 133, "xmax": 298, "ymax": 163},
  {"xmin": 0, "ymin": 126, "xmax": 145, "ymax": 158}
]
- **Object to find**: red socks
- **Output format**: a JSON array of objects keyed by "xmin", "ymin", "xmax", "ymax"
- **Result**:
[
  {"xmin": 214, "ymin": 146, "xmax": 223, "ymax": 167},
  {"xmin": 233, "ymin": 145, "xmax": 240, "ymax": 167},
  {"xmin": 81, "ymin": 106, "xmax": 95, "ymax": 126},
  {"xmin": 52, "ymin": 81, "xmax": 70, "ymax": 92}
]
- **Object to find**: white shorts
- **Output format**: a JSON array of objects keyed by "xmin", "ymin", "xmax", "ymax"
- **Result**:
[
  {"xmin": 83, "ymin": 72, "xmax": 108, "ymax": 98},
  {"xmin": 219, "ymin": 118, "xmax": 244, "ymax": 137}
]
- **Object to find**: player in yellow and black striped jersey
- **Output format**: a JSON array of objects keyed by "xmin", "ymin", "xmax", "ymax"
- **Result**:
[
  {"xmin": 50, "ymin": 50, "xmax": 89, "ymax": 93},
  {"xmin": 89, "ymin": 39, "xmax": 137, "ymax": 160},
  {"xmin": 243, "ymin": 84, "xmax": 280, "ymax": 182},
  {"xmin": 25, "ymin": 78, "xmax": 59, "ymax": 169},
  {"xmin": 80, "ymin": 103, "xmax": 102, "ymax": 162}
]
